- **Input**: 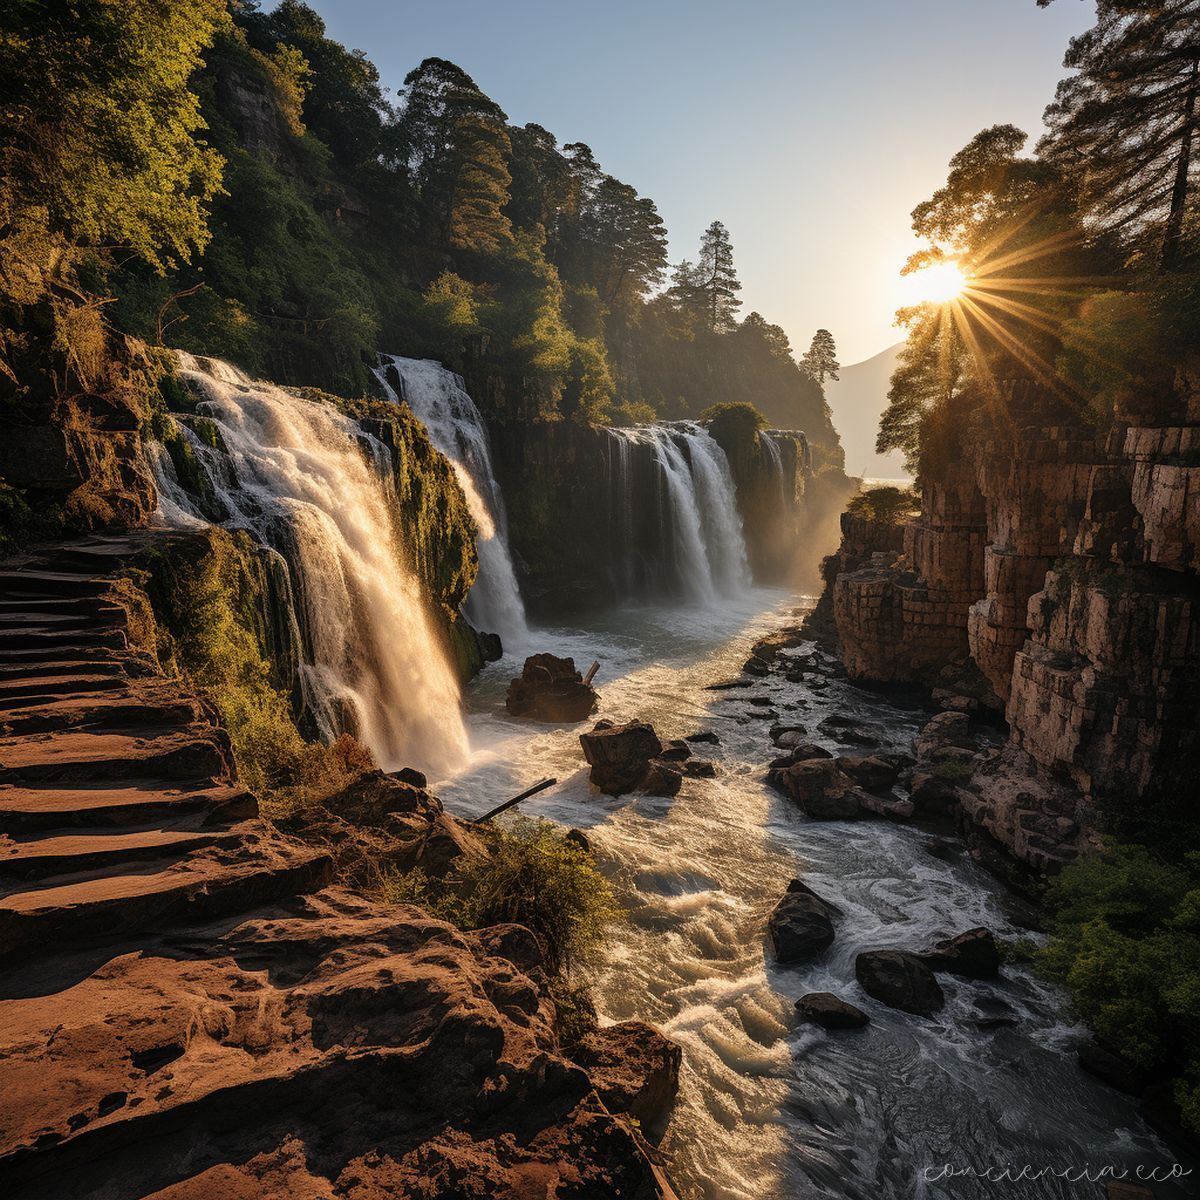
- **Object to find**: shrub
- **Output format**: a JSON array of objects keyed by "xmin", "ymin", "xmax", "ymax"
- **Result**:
[
  {"xmin": 700, "ymin": 400, "xmax": 766, "ymax": 450},
  {"xmin": 1040, "ymin": 844, "xmax": 1200, "ymax": 1132},
  {"xmin": 845, "ymin": 484, "xmax": 919, "ymax": 525}
]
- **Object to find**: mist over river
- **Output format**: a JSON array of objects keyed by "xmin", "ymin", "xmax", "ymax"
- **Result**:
[{"xmin": 433, "ymin": 592, "xmax": 1190, "ymax": 1200}]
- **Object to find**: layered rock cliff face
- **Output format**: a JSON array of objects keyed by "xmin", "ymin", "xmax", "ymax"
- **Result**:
[
  {"xmin": 825, "ymin": 377, "xmax": 1200, "ymax": 881},
  {"xmin": 0, "ymin": 537, "xmax": 673, "ymax": 1199}
]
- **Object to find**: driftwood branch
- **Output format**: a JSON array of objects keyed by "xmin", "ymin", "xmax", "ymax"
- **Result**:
[
  {"xmin": 473, "ymin": 777, "xmax": 557, "ymax": 824},
  {"xmin": 583, "ymin": 660, "xmax": 600, "ymax": 686}
]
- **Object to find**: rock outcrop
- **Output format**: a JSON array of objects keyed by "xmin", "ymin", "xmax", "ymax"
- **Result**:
[
  {"xmin": 579, "ymin": 720, "xmax": 692, "ymax": 798},
  {"xmin": 855, "ymin": 950, "xmax": 945, "ymax": 1016},
  {"xmin": 795, "ymin": 992, "xmax": 870, "ymax": 1030},
  {"xmin": 574, "ymin": 1021, "xmax": 683, "ymax": 1132},
  {"xmin": 505, "ymin": 653, "xmax": 599, "ymax": 723},
  {"xmin": 0, "ymin": 538, "xmax": 675, "ymax": 1199},
  {"xmin": 821, "ymin": 379, "xmax": 1200, "ymax": 883},
  {"xmin": 768, "ymin": 879, "xmax": 838, "ymax": 963}
]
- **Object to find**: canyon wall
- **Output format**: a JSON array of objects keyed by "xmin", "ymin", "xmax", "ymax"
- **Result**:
[{"xmin": 826, "ymin": 376, "xmax": 1200, "ymax": 880}]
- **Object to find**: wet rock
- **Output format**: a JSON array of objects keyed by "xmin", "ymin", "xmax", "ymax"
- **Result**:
[
  {"xmin": 390, "ymin": 766, "xmax": 427, "ymax": 789},
  {"xmin": 777, "ymin": 758, "xmax": 861, "ymax": 819},
  {"xmin": 748, "ymin": 696, "xmax": 774, "ymax": 708},
  {"xmin": 768, "ymin": 882, "xmax": 837, "ymax": 963},
  {"xmin": 476, "ymin": 630, "xmax": 503, "ymax": 662},
  {"xmin": 658, "ymin": 739, "xmax": 692, "ymax": 762},
  {"xmin": 855, "ymin": 791, "xmax": 915, "ymax": 821},
  {"xmin": 506, "ymin": 653, "xmax": 599, "ymax": 723},
  {"xmin": 914, "ymin": 710, "xmax": 975, "ymax": 760},
  {"xmin": 923, "ymin": 836, "xmax": 961, "ymax": 861},
  {"xmin": 796, "ymin": 992, "xmax": 870, "ymax": 1030},
  {"xmin": 574, "ymin": 1020, "xmax": 682, "ymax": 1131},
  {"xmin": 682, "ymin": 759, "xmax": 717, "ymax": 778},
  {"xmin": 972, "ymin": 993, "xmax": 1019, "ymax": 1030},
  {"xmin": 685, "ymin": 730, "xmax": 720, "ymax": 745},
  {"xmin": 743, "ymin": 657, "xmax": 770, "ymax": 677},
  {"xmin": 909, "ymin": 770, "xmax": 961, "ymax": 816},
  {"xmin": 817, "ymin": 714, "xmax": 882, "ymax": 747},
  {"xmin": 751, "ymin": 630, "xmax": 810, "ymax": 662},
  {"xmin": 565, "ymin": 828, "xmax": 591, "ymax": 854},
  {"xmin": 704, "ymin": 680, "xmax": 751, "ymax": 691},
  {"xmin": 855, "ymin": 950, "xmax": 945, "ymax": 1016},
  {"xmin": 836, "ymin": 754, "xmax": 900, "ymax": 791},
  {"xmin": 919, "ymin": 928, "xmax": 1001, "ymax": 979},
  {"xmin": 1077, "ymin": 1039, "xmax": 1150, "ymax": 1096},
  {"xmin": 641, "ymin": 759, "xmax": 684, "ymax": 797},
  {"xmin": 579, "ymin": 720, "xmax": 662, "ymax": 795},
  {"xmin": 770, "ymin": 724, "xmax": 810, "ymax": 747}
]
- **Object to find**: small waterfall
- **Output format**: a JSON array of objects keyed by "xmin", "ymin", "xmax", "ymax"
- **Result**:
[
  {"xmin": 759, "ymin": 431, "xmax": 791, "ymax": 509},
  {"xmin": 372, "ymin": 356, "xmax": 528, "ymax": 645},
  {"xmin": 603, "ymin": 421, "xmax": 750, "ymax": 603},
  {"xmin": 150, "ymin": 352, "xmax": 469, "ymax": 776}
]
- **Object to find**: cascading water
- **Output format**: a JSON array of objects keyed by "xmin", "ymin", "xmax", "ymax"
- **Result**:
[
  {"xmin": 372, "ymin": 355, "xmax": 529, "ymax": 645},
  {"xmin": 758, "ymin": 431, "xmax": 791, "ymax": 509},
  {"xmin": 604, "ymin": 422, "xmax": 751, "ymax": 602},
  {"xmin": 150, "ymin": 352, "xmax": 469, "ymax": 776}
]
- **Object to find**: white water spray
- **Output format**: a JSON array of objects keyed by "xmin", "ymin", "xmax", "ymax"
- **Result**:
[
  {"xmin": 152, "ymin": 352, "xmax": 469, "ymax": 776},
  {"xmin": 373, "ymin": 355, "xmax": 529, "ymax": 645}
]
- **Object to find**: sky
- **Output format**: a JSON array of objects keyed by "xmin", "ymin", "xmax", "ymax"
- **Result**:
[{"xmin": 287, "ymin": 0, "xmax": 1097, "ymax": 366}]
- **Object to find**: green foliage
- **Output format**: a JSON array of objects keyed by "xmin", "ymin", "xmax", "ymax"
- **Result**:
[
  {"xmin": 924, "ymin": 750, "xmax": 975, "ymax": 784},
  {"xmin": 701, "ymin": 400, "xmax": 766, "ymax": 449},
  {"xmin": 845, "ymin": 484, "xmax": 919, "ymax": 525},
  {"xmin": 1041, "ymin": 844, "xmax": 1200, "ymax": 1130},
  {"xmin": 135, "ymin": 528, "xmax": 355, "ymax": 806},
  {"xmin": 0, "ymin": 480, "xmax": 64, "ymax": 556},
  {"xmin": 0, "ymin": 0, "xmax": 229, "ymax": 274},
  {"xmin": 373, "ymin": 817, "xmax": 621, "ymax": 981},
  {"xmin": 801, "ymin": 329, "xmax": 840, "ymax": 384}
]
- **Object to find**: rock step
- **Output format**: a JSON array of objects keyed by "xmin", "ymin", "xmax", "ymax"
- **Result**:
[
  {"xmin": 0, "ymin": 659, "xmax": 131, "ymax": 684},
  {"xmin": 0, "ymin": 596, "xmax": 122, "ymax": 615},
  {"xmin": 0, "ymin": 781, "xmax": 257, "ymax": 831},
  {"xmin": 0, "ymin": 570, "xmax": 111, "ymax": 599},
  {"xmin": 0, "ymin": 694, "xmax": 207, "ymax": 736},
  {"xmin": 0, "ymin": 828, "xmax": 245, "ymax": 880},
  {"xmin": 0, "ymin": 728, "xmax": 230, "ymax": 786},
  {"xmin": 0, "ymin": 643, "xmax": 131, "ymax": 666},
  {"xmin": 0, "ymin": 608, "xmax": 123, "ymax": 629},
  {"xmin": 0, "ymin": 839, "xmax": 333, "ymax": 957},
  {"xmin": 0, "ymin": 674, "xmax": 133, "ymax": 705},
  {"xmin": 0, "ymin": 627, "xmax": 128, "ymax": 652}
]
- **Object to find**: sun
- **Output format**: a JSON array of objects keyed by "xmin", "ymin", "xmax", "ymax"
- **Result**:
[{"xmin": 903, "ymin": 259, "xmax": 969, "ymax": 305}]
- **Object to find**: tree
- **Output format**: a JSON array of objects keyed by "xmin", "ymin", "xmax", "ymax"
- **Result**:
[
  {"xmin": 693, "ymin": 220, "xmax": 742, "ymax": 332},
  {"xmin": 0, "ymin": 0, "xmax": 230, "ymax": 273},
  {"xmin": 801, "ymin": 329, "xmax": 840, "ymax": 383},
  {"xmin": 396, "ymin": 58, "xmax": 512, "ymax": 254},
  {"xmin": 1038, "ymin": 0, "xmax": 1200, "ymax": 271}
]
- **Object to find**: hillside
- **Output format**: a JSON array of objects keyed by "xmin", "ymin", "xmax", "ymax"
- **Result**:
[{"xmin": 824, "ymin": 343, "xmax": 907, "ymax": 480}]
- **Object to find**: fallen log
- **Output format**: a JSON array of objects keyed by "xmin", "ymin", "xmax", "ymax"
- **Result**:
[{"xmin": 473, "ymin": 777, "xmax": 557, "ymax": 823}]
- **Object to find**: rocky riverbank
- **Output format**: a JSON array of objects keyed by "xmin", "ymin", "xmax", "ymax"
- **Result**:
[{"xmin": 0, "ymin": 536, "xmax": 679, "ymax": 1199}]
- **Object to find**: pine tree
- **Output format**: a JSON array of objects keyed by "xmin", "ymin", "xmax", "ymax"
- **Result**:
[
  {"xmin": 801, "ymin": 329, "xmax": 840, "ymax": 383},
  {"xmin": 693, "ymin": 220, "xmax": 741, "ymax": 331},
  {"xmin": 1038, "ymin": 0, "xmax": 1200, "ymax": 270}
]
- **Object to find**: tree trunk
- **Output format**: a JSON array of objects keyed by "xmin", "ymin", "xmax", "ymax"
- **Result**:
[{"xmin": 1162, "ymin": 53, "xmax": 1199, "ymax": 273}]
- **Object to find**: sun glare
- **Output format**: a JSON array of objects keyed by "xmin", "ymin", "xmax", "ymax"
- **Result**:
[{"xmin": 906, "ymin": 260, "xmax": 968, "ymax": 305}]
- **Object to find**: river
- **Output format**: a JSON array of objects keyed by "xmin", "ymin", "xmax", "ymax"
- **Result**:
[{"xmin": 433, "ymin": 589, "xmax": 1190, "ymax": 1200}]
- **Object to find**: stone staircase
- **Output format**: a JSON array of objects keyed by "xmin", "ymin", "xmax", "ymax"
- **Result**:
[{"xmin": 0, "ymin": 536, "xmax": 332, "ymax": 959}]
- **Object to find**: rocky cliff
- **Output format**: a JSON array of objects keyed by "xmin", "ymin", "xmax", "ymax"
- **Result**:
[{"xmin": 823, "ymin": 375, "xmax": 1200, "ymax": 882}]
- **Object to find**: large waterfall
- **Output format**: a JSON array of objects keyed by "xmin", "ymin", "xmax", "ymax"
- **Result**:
[
  {"xmin": 604, "ymin": 422, "xmax": 750, "ymax": 603},
  {"xmin": 151, "ymin": 352, "xmax": 469, "ymax": 776},
  {"xmin": 373, "ymin": 356, "xmax": 529, "ymax": 645}
]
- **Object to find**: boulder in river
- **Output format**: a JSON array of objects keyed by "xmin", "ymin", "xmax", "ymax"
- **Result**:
[
  {"xmin": 919, "ymin": 928, "xmax": 1001, "ymax": 979},
  {"xmin": 506, "ymin": 653, "xmax": 599, "ymax": 723},
  {"xmin": 855, "ymin": 950, "xmax": 945, "ymax": 1016},
  {"xmin": 574, "ymin": 1020, "xmax": 682, "ymax": 1132},
  {"xmin": 658, "ymin": 738, "xmax": 692, "ymax": 761},
  {"xmin": 796, "ymin": 992, "xmax": 870, "ymax": 1030},
  {"xmin": 580, "ymin": 720, "xmax": 685, "ymax": 797},
  {"xmin": 776, "ymin": 758, "xmax": 862, "ymax": 819},
  {"xmin": 817, "ymin": 713, "xmax": 883, "ymax": 747},
  {"xmin": 836, "ymin": 754, "xmax": 901, "ymax": 791},
  {"xmin": 768, "ymin": 880, "xmax": 837, "ymax": 963},
  {"xmin": 685, "ymin": 730, "xmax": 720, "ymax": 745},
  {"xmin": 914, "ymin": 710, "xmax": 975, "ymax": 760}
]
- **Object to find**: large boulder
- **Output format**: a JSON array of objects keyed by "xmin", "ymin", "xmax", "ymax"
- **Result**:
[
  {"xmin": 855, "ymin": 950, "xmax": 945, "ymax": 1016},
  {"xmin": 796, "ymin": 992, "xmax": 870, "ymax": 1030},
  {"xmin": 837, "ymin": 754, "xmax": 903, "ymax": 791},
  {"xmin": 579, "ymin": 720, "xmax": 663, "ymax": 795},
  {"xmin": 768, "ymin": 880, "xmax": 837, "ymax": 963},
  {"xmin": 574, "ymin": 1021, "xmax": 682, "ymax": 1131},
  {"xmin": 506, "ymin": 653, "xmax": 599, "ymax": 723},
  {"xmin": 915, "ymin": 710, "xmax": 974, "ymax": 761},
  {"xmin": 776, "ymin": 758, "xmax": 862, "ymax": 819},
  {"xmin": 919, "ymin": 928, "xmax": 1001, "ymax": 979}
]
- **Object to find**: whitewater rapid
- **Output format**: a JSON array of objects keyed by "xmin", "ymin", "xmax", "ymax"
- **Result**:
[{"xmin": 436, "ymin": 592, "xmax": 1189, "ymax": 1200}]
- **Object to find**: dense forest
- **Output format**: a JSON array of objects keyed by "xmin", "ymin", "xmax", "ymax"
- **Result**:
[{"xmin": 0, "ymin": 0, "xmax": 840, "ymax": 488}]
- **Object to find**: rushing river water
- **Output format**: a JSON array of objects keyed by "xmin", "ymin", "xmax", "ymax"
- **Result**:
[{"xmin": 434, "ymin": 591, "xmax": 1191, "ymax": 1200}]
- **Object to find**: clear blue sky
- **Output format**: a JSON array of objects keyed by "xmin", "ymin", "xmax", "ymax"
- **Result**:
[{"xmin": 282, "ymin": 0, "xmax": 1096, "ymax": 365}]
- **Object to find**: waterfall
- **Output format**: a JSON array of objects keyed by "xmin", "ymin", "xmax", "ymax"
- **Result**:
[
  {"xmin": 603, "ymin": 421, "xmax": 750, "ymax": 603},
  {"xmin": 759, "ymin": 431, "xmax": 791, "ymax": 508},
  {"xmin": 372, "ymin": 355, "xmax": 528, "ymax": 645},
  {"xmin": 150, "ymin": 352, "xmax": 469, "ymax": 777}
]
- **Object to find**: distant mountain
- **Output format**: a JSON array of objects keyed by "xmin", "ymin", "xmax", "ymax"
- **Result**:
[{"xmin": 824, "ymin": 343, "xmax": 909, "ymax": 481}]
